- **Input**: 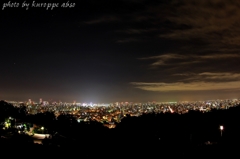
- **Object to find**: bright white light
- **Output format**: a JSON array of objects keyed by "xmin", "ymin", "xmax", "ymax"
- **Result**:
[{"xmin": 220, "ymin": 125, "xmax": 224, "ymax": 130}]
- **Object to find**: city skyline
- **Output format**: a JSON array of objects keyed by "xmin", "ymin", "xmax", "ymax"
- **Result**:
[
  {"xmin": 1, "ymin": 0, "xmax": 240, "ymax": 103},
  {"xmin": 4, "ymin": 97, "xmax": 240, "ymax": 104}
]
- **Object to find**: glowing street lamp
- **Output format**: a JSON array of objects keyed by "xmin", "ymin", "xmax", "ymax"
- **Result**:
[
  {"xmin": 41, "ymin": 127, "xmax": 44, "ymax": 134},
  {"xmin": 220, "ymin": 125, "xmax": 224, "ymax": 137}
]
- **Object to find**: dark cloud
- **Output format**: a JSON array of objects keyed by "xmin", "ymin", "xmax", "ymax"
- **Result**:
[
  {"xmin": 126, "ymin": 0, "xmax": 240, "ymax": 93},
  {"xmin": 130, "ymin": 80, "xmax": 240, "ymax": 91},
  {"xmin": 84, "ymin": 0, "xmax": 240, "ymax": 51}
]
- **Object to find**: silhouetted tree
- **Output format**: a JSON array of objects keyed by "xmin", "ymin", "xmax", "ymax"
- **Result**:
[{"xmin": 0, "ymin": 100, "xmax": 17, "ymax": 122}]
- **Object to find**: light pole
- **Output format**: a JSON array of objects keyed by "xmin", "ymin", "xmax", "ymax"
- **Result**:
[
  {"xmin": 220, "ymin": 125, "xmax": 224, "ymax": 137},
  {"xmin": 41, "ymin": 127, "xmax": 44, "ymax": 134}
]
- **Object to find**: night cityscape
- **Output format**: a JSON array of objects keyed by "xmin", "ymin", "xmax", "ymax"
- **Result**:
[
  {"xmin": 4, "ymin": 98, "xmax": 240, "ymax": 129},
  {"xmin": 1, "ymin": 0, "xmax": 240, "ymax": 158}
]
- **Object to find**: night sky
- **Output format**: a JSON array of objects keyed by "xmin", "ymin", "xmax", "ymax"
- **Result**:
[{"xmin": 1, "ymin": 0, "xmax": 240, "ymax": 103}]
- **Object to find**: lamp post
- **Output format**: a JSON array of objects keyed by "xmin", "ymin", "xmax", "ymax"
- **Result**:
[
  {"xmin": 41, "ymin": 127, "xmax": 44, "ymax": 134},
  {"xmin": 220, "ymin": 125, "xmax": 224, "ymax": 137}
]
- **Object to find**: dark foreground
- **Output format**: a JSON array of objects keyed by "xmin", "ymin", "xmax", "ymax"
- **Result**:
[{"xmin": 1, "ymin": 100, "xmax": 240, "ymax": 158}]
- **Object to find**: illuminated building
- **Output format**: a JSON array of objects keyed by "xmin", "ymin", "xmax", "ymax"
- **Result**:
[
  {"xmin": 28, "ymin": 99, "xmax": 32, "ymax": 105},
  {"xmin": 39, "ymin": 98, "xmax": 42, "ymax": 104}
]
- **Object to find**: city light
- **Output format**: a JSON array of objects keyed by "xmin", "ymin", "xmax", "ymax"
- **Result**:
[
  {"xmin": 220, "ymin": 125, "xmax": 224, "ymax": 137},
  {"xmin": 4, "ymin": 98, "xmax": 240, "ymax": 129}
]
